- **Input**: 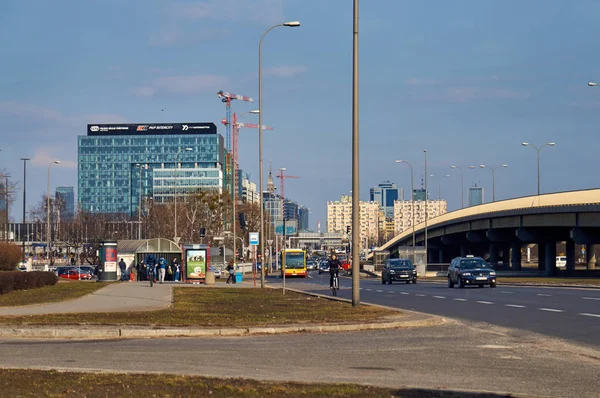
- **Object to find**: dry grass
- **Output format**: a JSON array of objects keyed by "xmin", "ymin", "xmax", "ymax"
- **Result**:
[{"xmin": 0, "ymin": 281, "xmax": 108, "ymax": 307}]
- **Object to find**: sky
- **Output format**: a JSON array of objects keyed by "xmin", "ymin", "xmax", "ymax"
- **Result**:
[{"xmin": 1, "ymin": 0, "xmax": 600, "ymax": 231}]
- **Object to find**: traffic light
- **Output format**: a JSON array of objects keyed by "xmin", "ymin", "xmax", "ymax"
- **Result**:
[
  {"xmin": 346, "ymin": 226, "xmax": 351, "ymax": 234},
  {"xmin": 199, "ymin": 227, "xmax": 206, "ymax": 238},
  {"xmin": 238, "ymin": 212, "xmax": 247, "ymax": 229},
  {"xmin": 219, "ymin": 247, "xmax": 224, "ymax": 256}
]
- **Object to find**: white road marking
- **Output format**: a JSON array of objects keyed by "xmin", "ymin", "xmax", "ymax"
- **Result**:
[
  {"xmin": 415, "ymin": 294, "xmax": 425, "ymax": 297},
  {"xmin": 582, "ymin": 297, "xmax": 600, "ymax": 301},
  {"xmin": 579, "ymin": 313, "xmax": 600, "ymax": 318},
  {"xmin": 539, "ymin": 308, "xmax": 563, "ymax": 313},
  {"xmin": 476, "ymin": 301, "xmax": 494, "ymax": 305},
  {"xmin": 453, "ymin": 298, "xmax": 467, "ymax": 302},
  {"xmin": 376, "ymin": 290, "xmax": 383, "ymax": 293},
  {"xmin": 365, "ymin": 289, "xmax": 372, "ymax": 291},
  {"xmin": 505, "ymin": 304, "xmax": 526, "ymax": 308},
  {"xmin": 500, "ymin": 291, "xmax": 513, "ymax": 294},
  {"xmin": 537, "ymin": 294, "xmax": 551, "ymax": 297},
  {"xmin": 433, "ymin": 296, "xmax": 446, "ymax": 299},
  {"xmin": 400, "ymin": 292, "xmax": 410, "ymax": 295}
]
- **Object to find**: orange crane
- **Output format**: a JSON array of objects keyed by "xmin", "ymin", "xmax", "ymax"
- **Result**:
[{"xmin": 275, "ymin": 168, "xmax": 299, "ymax": 219}]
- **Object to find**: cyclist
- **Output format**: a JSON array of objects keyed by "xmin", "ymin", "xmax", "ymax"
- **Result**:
[
  {"xmin": 328, "ymin": 253, "xmax": 342, "ymax": 289},
  {"xmin": 144, "ymin": 253, "xmax": 157, "ymax": 284}
]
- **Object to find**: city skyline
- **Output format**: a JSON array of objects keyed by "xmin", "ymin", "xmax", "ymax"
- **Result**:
[{"xmin": 1, "ymin": 1, "xmax": 600, "ymax": 232}]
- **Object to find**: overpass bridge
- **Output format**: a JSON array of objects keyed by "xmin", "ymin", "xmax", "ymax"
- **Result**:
[{"xmin": 375, "ymin": 189, "xmax": 600, "ymax": 276}]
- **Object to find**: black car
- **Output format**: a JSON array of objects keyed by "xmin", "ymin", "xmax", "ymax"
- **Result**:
[
  {"xmin": 382, "ymin": 259, "xmax": 417, "ymax": 284},
  {"xmin": 318, "ymin": 261, "xmax": 329, "ymax": 274},
  {"xmin": 447, "ymin": 256, "xmax": 496, "ymax": 288}
]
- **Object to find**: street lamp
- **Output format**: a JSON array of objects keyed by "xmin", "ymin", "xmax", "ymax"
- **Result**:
[
  {"xmin": 395, "ymin": 160, "xmax": 415, "ymax": 248},
  {"xmin": 521, "ymin": 142, "xmax": 555, "ymax": 195},
  {"xmin": 479, "ymin": 164, "xmax": 508, "ymax": 202},
  {"xmin": 135, "ymin": 164, "xmax": 148, "ymax": 240},
  {"xmin": 232, "ymin": 110, "xmax": 259, "ymax": 271},
  {"xmin": 47, "ymin": 160, "xmax": 60, "ymax": 266},
  {"xmin": 173, "ymin": 147, "xmax": 193, "ymax": 243},
  {"xmin": 259, "ymin": 20, "xmax": 300, "ymax": 289},
  {"xmin": 450, "ymin": 165, "xmax": 465, "ymax": 208},
  {"xmin": 424, "ymin": 150, "xmax": 428, "ymax": 267},
  {"xmin": 588, "ymin": 82, "xmax": 598, "ymax": 87},
  {"xmin": 429, "ymin": 174, "xmax": 450, "ymax": 215},
  {"xmin": 20, "ymin": 157, "xmax": 30, "ymax": 264}
]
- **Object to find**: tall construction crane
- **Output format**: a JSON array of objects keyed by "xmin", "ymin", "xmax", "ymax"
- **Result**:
[
  {"xmin": 217, "ymin": 90, "xmax": 253, "ymax": 152},
  {"xmin": 275, "ymin": 168, "xmax": 300, "ymax": 220}
]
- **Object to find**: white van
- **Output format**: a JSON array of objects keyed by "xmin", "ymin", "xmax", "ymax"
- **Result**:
[{"xmin": 555, "ymin": 256, "xmax": 567, "ymax": 268}]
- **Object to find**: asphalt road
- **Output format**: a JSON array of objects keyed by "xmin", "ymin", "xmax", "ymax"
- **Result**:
[
  {"xmin": 274, "ymin": 272, "xmax": 600, "ymax": 348},
  {"xmin": 1, "ymin": 322, "xmax": 599, "ymax": 397}
]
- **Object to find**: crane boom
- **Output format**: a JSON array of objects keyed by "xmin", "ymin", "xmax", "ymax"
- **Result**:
[{"xmin": 275, "ymin": 168, "xmax": 300, "ymax": 220}]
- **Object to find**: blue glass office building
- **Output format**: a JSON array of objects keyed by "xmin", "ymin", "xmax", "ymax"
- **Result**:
[
  {"xmin": 55, "ymin": 186, "xmax": 75, "ymax": 218},
  {"xmin": 78, "ymin": 122, "xmax": 225, "ymax": 215}
]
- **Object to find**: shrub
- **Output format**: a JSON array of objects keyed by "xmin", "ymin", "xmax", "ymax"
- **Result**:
[
  {"xmin": 0, "ymin": 271, "xmax": 58, "ymax": 295},
  {"xmin": 0, "ymin": 243, "xmax": 22, "ymax": 271}
]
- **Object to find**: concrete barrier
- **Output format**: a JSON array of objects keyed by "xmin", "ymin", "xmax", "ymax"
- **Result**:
[{"xmin": 205, "ymin": 271, "xmax": 216, "ymax": 285}]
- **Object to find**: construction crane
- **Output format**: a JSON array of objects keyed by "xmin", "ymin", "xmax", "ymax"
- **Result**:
[
  {"xmin": 217, "ymin": 90, "xmax": 253, "ymax": 152},
  {"xmin": 275, "ymin": 168, "xmax": 300, "ymax": 220}
]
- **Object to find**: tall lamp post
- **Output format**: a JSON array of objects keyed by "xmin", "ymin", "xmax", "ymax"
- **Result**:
[
  {"xmin": 429, "ymin": 174, "xmax": 450, "ymax": 214},
  {"xmin": 521, "ymin": 142, "xmax": 555, "ymax": 195},
  {"xmin": 232, "ymin": 110, "xmax": 259, "ymax": 270},
  {"xmin": 135, "ymin": 164, "xmax": 148, "ymax": 240},
  {"xmin": 424, "ymin": 150, "xmax": 428, "ymax": 267},
  {"xmin": 258, "ymin": 20, "xmax": 300, "ymax": 288},
  {"xmin": 47, "ymin": 160, "xmax": 60, "ymax": 266},
  {"xmin": 395, "ymin": 160, "xmax": 415, "ymax": 248},
  {"xmin": 450, "ymin": 165, "xmax": 465, "ymax": 208},
  {"xmin": 20, "ymin": 158, "xmax": 30, "ymax": 264},
  {"xmin": 479, "ymin": 164, "xmax": 508, "ymax": 202},
  {"xmin": 173, "ymin": 147, "xmax": 193, "ymax": 243}
]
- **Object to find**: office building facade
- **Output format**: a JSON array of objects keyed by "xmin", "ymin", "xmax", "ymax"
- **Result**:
[
  {"xmin": 298, "ymin": 206, "xmax": 309, "ymax": 231},
  {"xmin": 469, "ymin": 185, "xmax": 484, "ymax": 206},
  {"xmin": 370, "ymin": 181, "xmax": 402, "ymax": 220},
  {"xmin": 55, "ymin": 186, "xmax": 75, "ymax": 218},
  {"xmin": 78, "ymin": 122, "xmax": 225, "ymax": 214}
]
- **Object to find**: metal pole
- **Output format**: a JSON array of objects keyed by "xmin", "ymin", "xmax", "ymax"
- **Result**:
[
  {"xmin": 20, "ymin": 158, "xmax": 29, "ymax": 264},
  {"xmin": 410, "ymin": 164, "xmax": 415, "ymax": 248},
  {"xmin": 424, "ymin": 150, "xmax": 428, "ymax": 269},
  {"xmin": 492, "ymin": 168, "xmax": 496, "ymax": 202},
  {"xmin": 282, "ymin": 219, "xmax": 286, "ymax": 295},
  {"xmin": 460, "ymin": 168, "xmax": 464, "ymax": 208},
  {"xmin": 138, "ymin": 165, "xmax": 143, "ymax": 240},
  {"xmin": 537, "ymin": 148, "xmax": 541, "ymax": 196},
  {"xmin": 351, "ymin": 0, "xmax": 360, "ymax": 306},
  {"xmin": 47, "ymin": 164, "xmax": 51, "ymax": 266},
  {"xmin": 174, "ymin": 149, "xmax": 180, "ymax": 242},
  {"xmin": 232, "ymin": 121, "xmax": 237, "ymax": 271}
]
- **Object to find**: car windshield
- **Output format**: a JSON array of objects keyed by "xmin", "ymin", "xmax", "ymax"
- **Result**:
[
  {"xmin": 459, "ymin": 259, "xmax": 488, "ymax": 269},
  {"xmin": 388, "ymin": 260, "xmax": 413, "ymax": 269}
]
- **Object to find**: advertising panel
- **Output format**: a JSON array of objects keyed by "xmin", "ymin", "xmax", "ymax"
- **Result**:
[
  {"xmin": 185, "ymin": 248, "xmax": 207, "ymax": 280},
  {"xmin": 275, "ymin": 219, "xmax": 298, "ymax": 236},
  {"xmin": 104, "ymin": 246, "xmax": 117, "ymax": 272},
  {"xmin": 87, "ymin": 122, "xmax": 217, "ymax": 136}
]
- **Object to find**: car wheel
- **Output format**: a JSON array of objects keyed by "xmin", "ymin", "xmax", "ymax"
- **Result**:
[
  {"xmin": 381, "ymin": 278, "xmax": 386, "ymax": 284},
  {"xmin": 490, "ymin": 282, "xmax": 497, "ymax": 288},
  {"xmin": 389, "ymin": 278, "xmax": 393, "ymax": 285},
  {"xmin": 412, "ymin": 279, "xmax": 417, "ymax": 284},
  {"xmin": 448, "ymin": 277, "xmax": 454, "ymax": 288}
]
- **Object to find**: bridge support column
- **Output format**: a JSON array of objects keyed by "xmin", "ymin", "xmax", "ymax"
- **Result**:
[
  {"xmin": 501, "ymin": 244, "xmax": 510, "ymax": 269},
  {"xmin": 438, "ymin": 248, "xmax": 444, "ymax": 264},
  {"xmin": 586, "ymin": 244, "xmax": 596, "ymax": 270},
  {"xmin": 511, "ymin": 242, "xmax": 522, "ymax": 271},
  {"xmin": 545, "ymin": 242, "xmax": 557, "ymax": 277},
  {"xmin": 489, "ymin": 243, "xmax": 498, "ymax": 267},
  {"xmin": 538, "ymin": 243, "xmax": 546, "ymax": 272},
  {"xmin": 566, "ymin": 239, "xmax": 575, "ymax": 275}
]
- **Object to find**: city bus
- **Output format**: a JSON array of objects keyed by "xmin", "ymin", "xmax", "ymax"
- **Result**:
[{"xmin": 281, "ymin": 249, "xmax": 307, "ymax": 277}]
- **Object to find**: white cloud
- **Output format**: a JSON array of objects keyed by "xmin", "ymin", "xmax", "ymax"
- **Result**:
[
  {"xmin": 132, "ymin": 74, "xmax": 229, "ymax": 97},
  {"xmin": 0, "ymin": 101, "xmax": 127, "ymax": 126},
  {"xmin": 265, "ymin": 65, "xmax": 308, "ymax": 78},
  {"xmin": 31, "ymin": 147, "xmax": 77, "ymax": 169},
  {"xmin": 169, "ymin": 0, "xmax": 285, "ymax": 24}
]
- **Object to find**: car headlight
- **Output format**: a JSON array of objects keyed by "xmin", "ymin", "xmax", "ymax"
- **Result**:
[
  {"xmin": 462, "ymin": 272, "xmax": 471, "ymax": 276},
  {"xmin": 389, "ymin": 270, "xmax": 395, "ymax": 274},
  {"xmin": 489, "ymin": 271, "xmax": 496, "ymax": 276},
  {"xmin": 412, "ymin": 270, "xmax": 417, "ymax": 274}
]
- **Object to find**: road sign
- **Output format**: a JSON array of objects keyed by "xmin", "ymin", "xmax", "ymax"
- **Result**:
[
  {"xmin": 275, "ymin": 220, "xmax": 298, "ymax": 236},
  {"xmin": 249, "ymin": 232, "xmax": 259, "ymax": 246}
]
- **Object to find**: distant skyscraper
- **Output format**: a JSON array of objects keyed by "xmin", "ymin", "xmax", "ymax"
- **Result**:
[
  {"xmin": 56, "ymin": 186, "xmax": 75, "ymax": 218},
  {"xmin": 412, "ymin": 189, "xmax": 426, "ymax": 201},
  {"xmin": 298, "ymin": 206, "xmax": 309, "ymax": 231},
  {"xmin": 370, "ymin": 181, "xmax": 402, "ymax": 220},
  {"xmin": 468, "ymin": 185, "xmax": 484, "ymax": 206}
]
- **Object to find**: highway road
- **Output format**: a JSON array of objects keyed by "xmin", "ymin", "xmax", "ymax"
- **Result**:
[{"xmin": 272, "ymin": 272, "xmax": 600, "ymax": 348}]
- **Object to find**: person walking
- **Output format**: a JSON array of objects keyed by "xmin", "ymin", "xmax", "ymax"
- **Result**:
[
  {"xmin": 226, "ymin": 262, "xmax": 235, "ymax": 284},
  {"xmin": 158, "ymin": 257, "xmax": 167, "ymax": 284},
  {"xmin": 119, "ymin": 258, "xmax": 127, "ymax": 281},
  {"xmin": 174, "ymin": 261, "xmax": 181, "ymax": 282}
]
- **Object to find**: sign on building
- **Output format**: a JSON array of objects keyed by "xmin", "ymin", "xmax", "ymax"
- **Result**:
[{"xmin": 275, "ymin": 220, "xmax": 298, "ymax": 236}]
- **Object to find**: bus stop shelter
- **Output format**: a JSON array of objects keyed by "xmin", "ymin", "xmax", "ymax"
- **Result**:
[{"xmin": 117, "ymin": 238, "xmax": 182, "ymax": 269}]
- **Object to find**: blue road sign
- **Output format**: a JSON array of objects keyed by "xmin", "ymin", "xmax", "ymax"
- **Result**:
[{"xmin": 249, "ymin": 232, "xmax": 259, "ymax": 246}]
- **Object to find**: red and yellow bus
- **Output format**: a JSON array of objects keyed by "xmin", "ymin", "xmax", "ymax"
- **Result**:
[{"xmin": 281, "ymin": 249, "xmax": 307, "ymax": 277}]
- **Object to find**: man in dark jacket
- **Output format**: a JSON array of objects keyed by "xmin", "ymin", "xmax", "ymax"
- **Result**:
[
  {"xmin": 119, "ymin": 258, "xmax": 127, "ymax": 281},
  {"xmin": 328, "ymin": 254, "xmax": 342, "ymax": 288}
]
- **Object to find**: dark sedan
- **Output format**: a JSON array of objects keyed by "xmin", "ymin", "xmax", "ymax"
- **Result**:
[
  {"xmin": 382, "ymin": 259, "xmax": 417, "ymax": 284},
  {"xmin": 447, "ymin": 256, "xmax": 497, "ymax": 288}
]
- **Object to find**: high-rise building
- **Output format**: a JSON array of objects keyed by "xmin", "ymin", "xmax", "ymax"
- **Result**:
[
  {"xmin": 327, "ymin": 195, "xmax": 380, "ymax": 244},
  {"xmin": 370, "ymin": 181, "xmax": 402, "ymax": 220},
  {"xmin": 393, "ymin": 199, "xmax": 448, "ymax": 235},
  {"xmin": 283, "ymin": 199, "xmax": 299, "ymax": 221},
  {"xmin": 78, "ymin": 122, "xmax": 225, "ymax": 214},
  {"xmin": 412, "ymin": 189, "xmax": 427, "ymax": 201},
  {"xmin": 263, "ymin": 192, "xmax": 281, "ymax": 223},
  {"xmin": 469, "ymin": 185, "xmax": 484, "ymax": 206},
  {"xmin": 298, "ymin": 206, "xmax": 309, "ymax": 231},
  {"xmin": 55, "ymin": 186, "xmax": 75, "ymax": 218}
]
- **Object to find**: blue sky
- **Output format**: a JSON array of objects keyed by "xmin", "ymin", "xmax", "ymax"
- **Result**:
[{"xmin": 1, "ymin": 0, "xmax": 600, "ymax": 230}]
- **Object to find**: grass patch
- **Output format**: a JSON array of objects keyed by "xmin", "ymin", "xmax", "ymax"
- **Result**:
[
  {"xmin": 0, "ymin": 287, "xmax": 397, "ymax": 327},
  {"xmin": 0, "ymin": 369, "xmax": 507, "ymax": 398},
  {"xmin": 0, "ymin": 281, "xmax": 108, "ymax": 307}
]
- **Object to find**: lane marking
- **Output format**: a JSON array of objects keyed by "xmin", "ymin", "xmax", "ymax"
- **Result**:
[
  {"xmin": 539, "ymin": 308, "xmax": 563, "ymax": 313},
  {"xmin": 453, "ymin": 298, "xmax": 467, "ymax": 302},
  {"xmin": 537, "ymin": 294, "xmax": 551, "ymax": 297},
  {"xmin": 433, "ymin": 296, "xmax": 446, "ymax": 299},
  {"xmin": 505, "ymin": 304, "xmax": 526, "ymax": 308},
  {"xmin": 476, "ymin": 301, "xmax": 494, "ymax": 305},
  {"xmin": 500, "ymin": 291, "xmax": 513, "ymax": 294},
  {"xmin": 582, "ymin": 297, "xmax": 600, "ymax": 301},
  {"xmin": 400, "ymin": 292, "xmax": 410, "ymax": 295},
  {"xmin": 415, "ymin": 294, "xmax": 425, "ymax": 297},
  {"xmin": 365, "ymin": 289, "xmax": 372, "ymax": 291},
  {"xmin": 376, "ymin": 290, "xmax": 383, "ymax": 293},
  {"xmin": 579, "ymin": 313, "xmax": 600, "ymax": 318}
]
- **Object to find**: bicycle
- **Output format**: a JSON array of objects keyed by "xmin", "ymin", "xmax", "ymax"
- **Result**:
[
  {"xmin": 147, "ymin": 268, "xmax": 154, "ymax": 287},
  {"xmin": 331, "ymin": 271, "xmax": 339, "ymax": 296}
]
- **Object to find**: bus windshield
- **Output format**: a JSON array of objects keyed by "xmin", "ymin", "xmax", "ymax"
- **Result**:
[{"xmin": 285, "ymin": 252, "xmax": 305, "ymax": 269}]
